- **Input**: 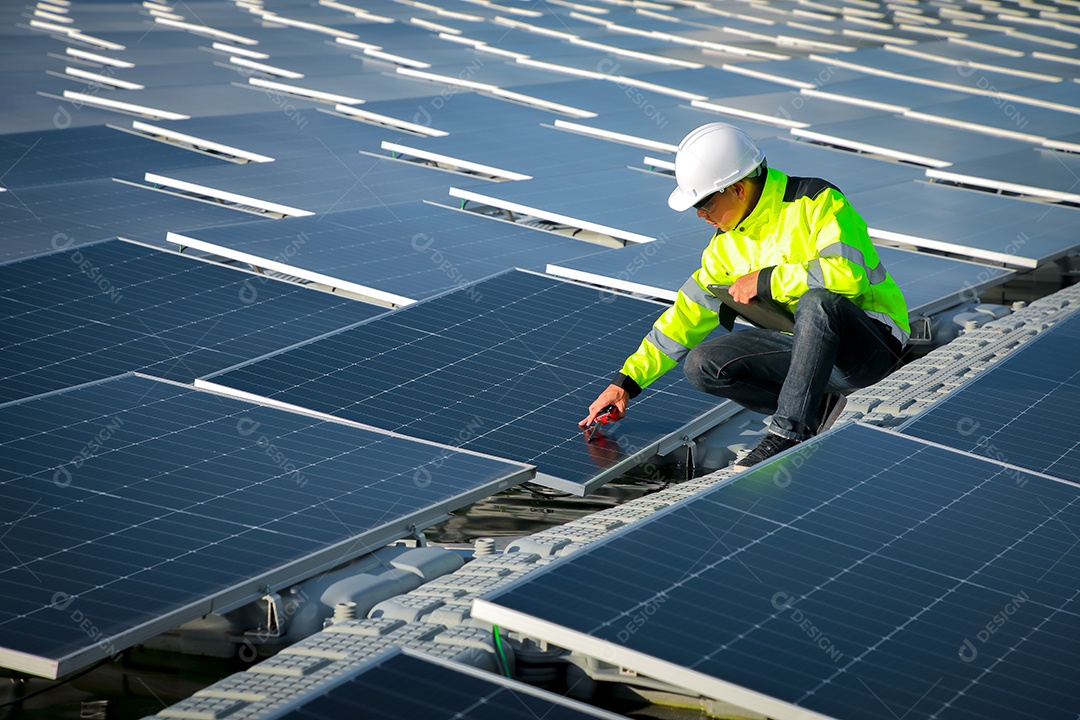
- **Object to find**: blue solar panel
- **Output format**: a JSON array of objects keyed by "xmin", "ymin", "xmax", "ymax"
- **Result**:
[
  {"xmin": 475, "ymin": 422, "xmax": 1080, "ymax": 720},
  {"xmin": 321, "ymin": 93, "xmax": 555, "ymax": 135},
  {"xmin": 63, "ymin": 60, "xmax": 240, "ymax": 88},
  {"xmin": 0, "ymin": 240, "xmax": 381, "ymax": 404},
  {"xmin": 0, "ymin": 179, "xmax": 253, "ymax": 263},
  {"xmin": 144, "ymin": 152, "xmax": 463, "ymax": 215},
  {"xmin": 383, "ymin": 124, "xmax": 647, "ymax": 180},
  {"xmin": 813, "ymin": 49, "xmax": 1044, "ymax": 94},
  {"xmin": 476, "ymin": 78, "xmax": 684, "ymax": 116},
  {"xmin": 0, "ymin": 125, "xmax": 225, "ymax": 188},
  {"xmin": 806, "ymin": 76, "xmax": 977, "ymax": 112},
  {"xmin": 794, "ymin": 116, "xmax": 1036, "ymax": 168},
  {"xmin": 912, "ymin": 95, "xmax": 1080, "ymax": 142},
  {"xmin": 755, "ymin": 138, "xmax": 924, "ymax": 192},
  {"xmin": 605, "ymin": 67, "xmax": 794, "ymax": 99},
  {"xmin": 721, "ymin": 59, "xmax": 868, "ymax": 89},
  {"xmin": 201, "ymin": 270, "xmax": 732, "ymax": 495},
  {"xmin": 926, "ymin": 147, "xmax": 1080, "ymax": 204},
  {"xmin": 548, "ymin": 236, "xmax": 1012, "ymax": 317},
  {"xmin": 560, "ymin": 105, "xmax": 790, "ymax": 150},
  {"xmin": 901, "ymin": 311, "xmax": 1080, "ymax": 484},
  {"xmin": 848, "ymin": 181, "xmax": 1080, "ymax": 268},
  {"xmin": 269, "ymin": 648, "xmax": 625, "ymax": 720},
  {"xmin": 877, "ymin": 41, "xmax": 1071, "ymax": 82},
  {"xmin": 139, "ymin": 110, "xmax": 406, "ymax": 161},
  {"xmin": 451, "ymin": 168, "xmax": 701, "ymax": 245},
  {"xmin": 1009, "ymin": 81, "xmax": 1080, "ymax": 114},
  {"xmin": 169, "ymin": 203, "xmax": 606, "ymax": 305},
  {"xmin": 694, "ymin": 90, "xmax": 888, "ymax": 128},
  {"xmin": 0, "ymin": 374, "xmax": 530, "ymax": 679}
]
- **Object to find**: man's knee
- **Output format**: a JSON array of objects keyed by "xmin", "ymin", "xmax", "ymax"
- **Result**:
[
  {"xmin": 797, "ymin": 288, "xmax": 842, "ymax": 313},
  {"xmin": 683, "ymin": 345, "xmax": 713, "ymax": 393},
  {"xmin": 684, "ymin": 340, "xmax": 744, "ymax": 392}
]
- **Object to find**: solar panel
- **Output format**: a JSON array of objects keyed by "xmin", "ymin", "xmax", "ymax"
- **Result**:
[
  {"xmin": 692, "ymin": 90, "xmax": 888, "ymax": 129},
  {"xmin": 62, "ymin": 60, "xmax": 240, "ymax": 88},
  {"xmin": 924, "ymin": 146, "xmax": 1080, "ymax": 205},
  {"xmin": 0, "ymin": 179, "xmax": 253, "ymax": 263},
  {"xmin": 199, "ymin": 270, "xmax": 735, "ymax": 495},
  {"xmin": 0, "ymin": 239, "xmax": 382, "ymax": 404},
  {"xmin": 450, "ymin": 168, "xmax": 699, "ymax": 245},
  {"xmin": 0, "ymin": 374, "xmax": 531, "ymax": 679},
  {"xmin": 518, "ymin": 51, "xmax": 693, "ymax": 81},
  {"xmin": 267, "ymin": 648, "xmax": 626, "ymax": 720},
  {"xmin": 792, "ymin": 115, "xmax": 1036, "ymax": 168},
  {"xmin": 721, "ymin": 59, "xmax": 869, "ymax": 89},
  {"xmin": 548, "ymin": 237, "xmax": 1012, "ymax": 318},
  {"xmin": 143, "ymin": 152, "xmax": 462, "ymax": 216},
  {"xmin": 881, "ymin": 41, "xmax": 1071, "ymax": 82},
  {"xmin": 754, "ymin": 137, "xmax": 925, "ymax": 192},
  {"xmin": 606, "ymin": 67, "xmax": 795, "ymax": 100},
  {"xmin": 480, "ymin": 78, "xmax": 683, "ymax": 116},
  {"xmin": 167, "ymin": 203, "xmax": 606, "ymax": 306},
  {"xmin": 381, "ymin": 124, "xmax": 646, "ymax": 181},
  {"xmin": 802, "ymin": 75, "xmax": 973, "ymax": 112},
  {"xmin": 905, "ymin": 96, "xmax": 1080, "ymax": 146},
  {"xmin": 474, "ymin": 422, "xmax": 1080, "ymax": 720},
  {"xmin": 329, "ymin": 92, "xmax": 555, "ymax": 135},
  {"xmin": 132, "ymin": 110, "xmax": 393, "ymax": 161},
  {"xmin": 848, "ymin": 180, "xmax": 1080, "ymax": 268},
  {"xmin": 900, "ymin": 311, "xmax": 1080, "ymax": 483},
  {"xmin": 812, "ymin": 48, "xmax": 1044, "ymax": 94},
  {"xmin": 555, "ymin": 106, "xmax": 789, "ymax": 153},
  {"xmin": 401, "ymin": 61, "xmax": 581, "ymax": 90},
  {"xmin": 1006, "ymin": 79, "xmax": 1080, "ymax": 114},
  {"xmin": 0, "ymin": 125, "xmax": 225, "ymax": 189}
]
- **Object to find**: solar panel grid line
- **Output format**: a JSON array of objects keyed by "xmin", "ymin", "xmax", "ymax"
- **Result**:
[{"xmin": 473, "ymin": 422, "xmax": 1080, "ymax": 718}]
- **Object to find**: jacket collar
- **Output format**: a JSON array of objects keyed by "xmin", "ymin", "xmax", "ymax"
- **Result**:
[{"xmin": 732, "ymin": 168, "xmax": 786, "ymax": 235}]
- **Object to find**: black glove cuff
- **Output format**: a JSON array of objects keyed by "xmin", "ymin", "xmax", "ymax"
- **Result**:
[{"xmin": 612, "ymin": 372, "xmax": 642, "ymax": 399}]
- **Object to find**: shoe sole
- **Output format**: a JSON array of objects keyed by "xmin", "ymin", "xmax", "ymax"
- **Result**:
[{"xmin": 817, "ymin": 394, "xmax": 847, "ymax": 434}]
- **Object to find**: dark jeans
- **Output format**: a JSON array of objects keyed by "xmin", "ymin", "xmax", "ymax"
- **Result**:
[{"xmin": 684, "ymin": 289, "xmax": 902, "ymax": 441}]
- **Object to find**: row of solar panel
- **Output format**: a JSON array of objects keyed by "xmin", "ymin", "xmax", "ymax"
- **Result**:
[{"xmin": 7, "ymin": 0, "xmax": 1079, "ymax": 706}]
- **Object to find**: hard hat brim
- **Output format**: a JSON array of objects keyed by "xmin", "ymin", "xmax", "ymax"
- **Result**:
[{"xmin": 668, "ymin": 184, "xmax": 703, "ymax": 212}]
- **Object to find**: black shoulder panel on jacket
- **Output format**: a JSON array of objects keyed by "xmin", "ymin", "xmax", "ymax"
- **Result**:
[{"xmin": 783, "ymin": 176, "xmax": 842, "ymax": 203}]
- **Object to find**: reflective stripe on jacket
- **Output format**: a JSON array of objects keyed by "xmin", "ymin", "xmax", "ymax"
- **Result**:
[{"xmin": 615, "ymin": 168, "xmax": 910, "ymax": 395}]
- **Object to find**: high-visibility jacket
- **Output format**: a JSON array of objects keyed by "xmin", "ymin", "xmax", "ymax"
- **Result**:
[{"xmin": 614, "ymin": 168, "xmax": 910, "ymax": 396}]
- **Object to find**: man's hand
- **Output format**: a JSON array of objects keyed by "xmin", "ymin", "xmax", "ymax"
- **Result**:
[
  {"xmin": 579, "ymin": 384, "xmax": 630, "ymax": 428},
  {"xmin": 729, "ymin": 269, "xmax": 761, "ymax": 304}
]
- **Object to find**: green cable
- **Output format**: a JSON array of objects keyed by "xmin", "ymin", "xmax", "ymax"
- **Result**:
[{"xmin": 492, "ymin": 625, "xmax": 512, "ymax": 679}]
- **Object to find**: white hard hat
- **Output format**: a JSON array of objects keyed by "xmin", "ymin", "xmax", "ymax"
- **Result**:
[{"xmin": 668, "ymin": 123, "xmax": 765, "ymax": 211}]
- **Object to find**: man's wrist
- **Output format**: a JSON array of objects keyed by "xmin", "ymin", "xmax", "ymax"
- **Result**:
[
  {"xmin": 756, "ymin": 266, "xmax": 775, "ymax": 300},
  {"xmin": 612, "ymin": 372, "xmax": 642, "ymax": 399}
]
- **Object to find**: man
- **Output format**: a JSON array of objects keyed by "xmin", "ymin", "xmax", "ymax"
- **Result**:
[{"xmin": 580, "ymin": 122, "xmax": 908, "ymax": 468}]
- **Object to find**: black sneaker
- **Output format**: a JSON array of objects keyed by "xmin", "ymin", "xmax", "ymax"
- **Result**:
[
  {"xmin": 817, "ymin": 392, "xmax": 847, "ymax": 434},
  {"xmin": 734, "ymin": 432, "xmax": 801, "ymax": 469}
]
